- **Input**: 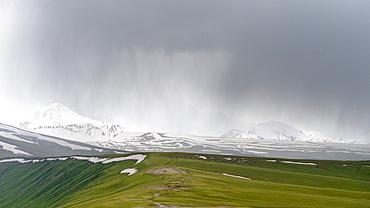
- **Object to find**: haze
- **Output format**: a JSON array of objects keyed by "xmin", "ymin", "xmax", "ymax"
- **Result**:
[{"xmin": 0, "ymin": 0, "xmax": 369, "ymax": 142}]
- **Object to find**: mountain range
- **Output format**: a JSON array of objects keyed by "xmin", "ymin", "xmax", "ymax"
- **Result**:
[
  {"xmin": 21, "ymin": 103, "xmax": 360, "ymax": 144},
  {"xmin": 0, "ymin": 102, "xmax": 366, "ymax": 160}
]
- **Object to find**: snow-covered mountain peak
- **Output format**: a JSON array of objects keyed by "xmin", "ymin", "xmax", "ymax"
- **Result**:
[
  {"xmin": 43, "ymin": 102, "xmax": 74, "ymax": 114},
  {"xmin": 19, "ymin": 103, "xmax": 125, "ymax": 141},
  {"xmin": 305, "ymin": 131, "xmax": 358, "ymax": 144},
  {"xmin": 306, "ymin": 131, "xmax": 326, "ymax": 140},
  {"xmin": 30, "ymin": 103, "xmax": 102, "ymax": 127},
  {"xmin": 48, "ymin": 102, "xmax": 70, "ymax": 110},
  {"xmin": 221, "ymin": 121, "xmax": 360, "ymax": 144},
  {"xmin": 246, "ymin": 120, "xmax": 306, "ymax": 141}
]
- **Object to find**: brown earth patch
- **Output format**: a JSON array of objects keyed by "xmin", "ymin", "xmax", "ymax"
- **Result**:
[{"xmin": 145, "ymin": 167, "xmax": 187, "ymax": 175}]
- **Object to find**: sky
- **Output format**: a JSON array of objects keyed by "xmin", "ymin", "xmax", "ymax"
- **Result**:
[{"xmin": 0, "ymin": 0, "xmax": 369, "ymax": 142}]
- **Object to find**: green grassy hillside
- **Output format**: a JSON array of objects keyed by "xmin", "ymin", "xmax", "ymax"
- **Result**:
[{"xmin": 0, "ymin": 152, "xmax": 369, "ymax": 207}]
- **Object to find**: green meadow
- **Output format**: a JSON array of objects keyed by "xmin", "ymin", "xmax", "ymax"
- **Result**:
[{"xmin": 0, "ymin": 152, "xmax": 369, "ymax": 207}]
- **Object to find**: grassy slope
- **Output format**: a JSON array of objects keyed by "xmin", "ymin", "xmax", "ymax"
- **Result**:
[{"xmin": 0, "ymin": 152, "xmax": 369, "ymax": 207}]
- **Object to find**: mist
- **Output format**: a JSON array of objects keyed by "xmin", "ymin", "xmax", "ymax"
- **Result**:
[{"xmin": 0, "ymin": 0, "xmax": 369, "ymax": 142}]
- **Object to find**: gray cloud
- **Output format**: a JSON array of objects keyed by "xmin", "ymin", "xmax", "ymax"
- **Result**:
[{"xmin": 0, "ymin": 0, "xmax": 369, "ymax": 141}]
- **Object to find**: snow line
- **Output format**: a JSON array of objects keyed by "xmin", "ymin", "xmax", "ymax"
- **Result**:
[{"xmin": 0, "ymin": 154, "xmax": 147, "ymax": 165}]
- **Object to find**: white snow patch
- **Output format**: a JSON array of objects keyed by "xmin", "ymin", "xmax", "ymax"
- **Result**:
[
  {"xmin": 94, "ymin": 148, "xmax": 104, "ymax": 153},
  {"xmin": 0, "ymin": 132, "xmax": 37, "ymax": 144},
  {"xmin": 31, "ymin": 159, "xmax": 44, "ymax": 163},
  {"xmin": 0, "ymin": 158, "xmax": 30, "ymax": 163},
  {"xmin": 266, "ymin": 160, "xmax": 276, "ymax": 162},
  {"xmin": 0, "ymin": 154, "xmax": 147, "ymax": 165},
  {"xmin": 114, "ymin": 151, "xmax": 127, "ymax": 154},
  {"xmin": 221, "ymin": 173, "xmax": 251, "ymax": 180},
  {"xmin": 46, "ymin": 157, "xmax": 68, "ymax": 161},
  {"xmin": 281, "ymin": 161, "xmax": 317, "ymax": 166},
  {"xmin": 120, "ymin": 168, "xmax": 137, "ymax": 176},
  {"xmin": 0, "ymin": 157, "xmax": 66, "ymax": 163},
  {"xmin": 71, "ymin": 156, "xmax": 108, "ymax": 163},
  {"xmin": 102, "ymin": 154, "xmax": 147, "ymax": 164},
  {"xmin": 224, "ymin": 157, "xmax": 232, "ymax": 161},
  {"xmin": 198, "ymin": 156, "xmax": 207, "ymax": 160},
  {"xmin": 0, "ymin": 141, "xmax": 31, "ymax": 155}
]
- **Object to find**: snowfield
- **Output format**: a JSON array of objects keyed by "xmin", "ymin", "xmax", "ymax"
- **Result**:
[
  {"xmin": 0, "ymin": 132, "xmax": 37, "ymax": 144},
  {"xmin": 0, "ymin": 141, "xmax": 31, "ymax": 155},
  {"xmin": 0, "ymin": 123, "xmax": 91, "ymax": 151}
]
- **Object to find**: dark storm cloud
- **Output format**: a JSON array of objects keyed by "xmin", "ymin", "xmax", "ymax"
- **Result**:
[{"xmin": 1, "ymin": 0, "xmax": 369, "ymax": 141}]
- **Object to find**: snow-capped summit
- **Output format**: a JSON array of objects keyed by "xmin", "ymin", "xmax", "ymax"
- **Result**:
[
  {"xmin": 20, "ymin": 103, "xmax": 125, "ymax": 142},
  {"xmin": 21, "ymin": 103, "xmax": 102, "ymax": 129},
  {"xmin": 221, "ymin": 121, "xmax": 358, "ymax": 144},
  {"xmin": 305, "ymin": 131, "xmax": 326, "ymax": 142},
  {"xmin": 306, "ymin": 131, "xmax": 358, "ymax": 144},
  {"xmin": 244, "ymin": 121, "xmax": 307, "ymax": 141}
]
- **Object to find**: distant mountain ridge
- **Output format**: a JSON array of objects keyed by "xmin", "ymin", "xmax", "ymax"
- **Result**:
[
  {"xmin": 20, "ymin": 103, "xmax": 124, "ymax": 142},
  {"xmin": 0, "ymin": 123, "xmax": 119, "ymax": 158},
  {"xmin": 221, "ymin": 121, "xmax": 358, "ymax": 144},
  {"xmin": 15, "ymin": 103, "xmax": 369, "ymax": 160}
]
